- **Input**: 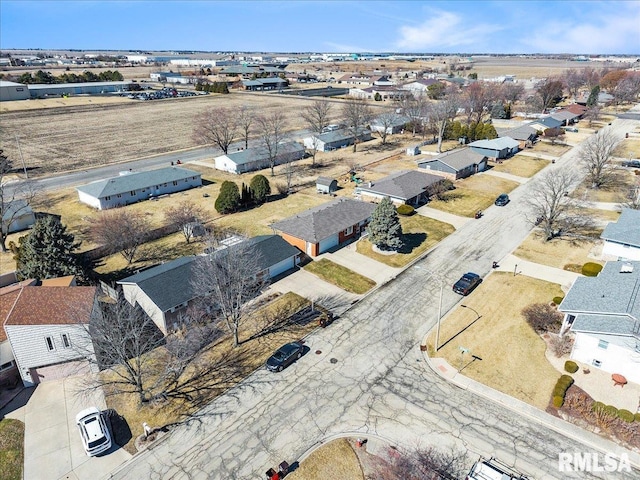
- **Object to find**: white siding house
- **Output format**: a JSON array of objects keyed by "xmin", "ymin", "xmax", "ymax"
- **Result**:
[
  {"xmin": 600, "ymin": 209, "xmax": 640, "ymax": 261},
  {"xmin": 76, "ymin": 167, "xmax": 202, "ymax": 210},
  {"xmin": 2, "ymin": 199, "xmax": 36, "ymax": 234},
  {"xmin": 214, "ymin": 142, "xmax": 305, "ymax": 174}
]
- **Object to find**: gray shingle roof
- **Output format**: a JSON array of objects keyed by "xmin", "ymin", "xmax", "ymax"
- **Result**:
[
  {"xmin": 118, "ymin": 235, "xmax": 299, "ymax": 311},
  {"xmin": 559, "ymin": 261, "xmax": 640, "ymax": 335},
  {"xmin": 2, "ymin": 199, "xmax": 32, "ymax": 221},
  {"xmin": 551, "ymin": 110, "xmax": 578, "ymax": 122},
  {"xmin": 571, "ymin": 313, "xmax": 638, "ymax": 336},
  {"xmin": 469, "ymin": 137, "xmax": 519, "ymax": 150},
  {"xmin": 221, "ymin": 142, "xmax": 304, "ymax": 166},
  {"xmin": 357, "ymin": 170, "xmax": 443, "ymax": 201},
  {"xmin": 496, "ymin": 125, "xmax": 537, "ymax": 141},
  {"xmin": 313, "ymin": 128, "xmax": 370, "ymax": 144},
  {"xmin": 316, "ymin": 176, "xmax": 336, "ymax": 187},
  {"xmin": 529, "ymin": 116, "xmax": 562, "ymax": 129},
  {"xmin": 76, "ymin": 167, "xmax": 201, "ymax": 199},
  {"xmin": 601, "ymin": 209, "xmax": 640, "ymax": 248},
  {"xmin": 271, "ymin": 198, "xmax": 376, "ymax": 243},
  {"xmin": 419, "ymin": 147, "xmax": 487, "ymax": 171}
]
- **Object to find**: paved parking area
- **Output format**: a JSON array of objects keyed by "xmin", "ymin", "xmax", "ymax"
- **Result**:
[{"xmin": 3, "ymin": 376, "xmax": 130, "ymax": 480}]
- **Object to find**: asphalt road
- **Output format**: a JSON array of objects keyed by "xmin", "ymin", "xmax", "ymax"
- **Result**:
[{"xmin": 107, "ymin": 118, "xmax": 639, "ymax": 480}]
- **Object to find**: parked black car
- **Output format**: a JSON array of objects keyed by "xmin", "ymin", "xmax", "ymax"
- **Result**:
[
  {"xmin": 453, "ymin": 272, "xmax": 482, "ymax": 296},
  {"xmin": 494, "ymin": 193, "xmax": 510, "ymax": 206},
  {"xmin": 266, "ymin": 342, "xmax": 304, "ymax": 372},
  {"xmin": 622, "ymin": 160, "xmax": 640, "ymax": 168}
]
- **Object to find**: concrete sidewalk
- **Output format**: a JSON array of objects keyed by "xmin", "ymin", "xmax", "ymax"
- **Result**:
[
  {"xmin": 517, "ymin": 151, "xmax": 560, "ymax": 161},
  {"xmin": 415, "ymin": 205, "xmax": 469, "ymax": 229},
  {"xmin": 316, "ymin": 242, "xmax": 401, "ymax": 286},
  {"xmin": 483, "ymin": 169, "xmax": 529, "ymax": 184},
  {"xmin": 494, "ymin": 254, "xmax": 580, "ymax": 292}
]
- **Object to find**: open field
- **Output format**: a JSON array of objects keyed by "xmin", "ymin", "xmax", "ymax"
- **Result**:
[{"xmin": 426, "ymin": 272, "xmax": 564, "ymax": 409}]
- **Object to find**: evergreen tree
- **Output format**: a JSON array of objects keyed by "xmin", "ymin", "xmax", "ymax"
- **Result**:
[
  {"xmin": 240, "ymin": 182, "xmax": 252, "ymax": 206},
  {"xmin": 13, "ymin": 216, "xmax": 87, "ymax": 281},
  {"xmin": 587, "ymin": 85, "xmax": 600, "ymax": 107},
  {"xmin": 215, "ymin": 181, "xmax": 240, "ymax": 213},
  {"xmin": 374, "ymin": 92, "xmax": 382, "ymax": 101},
  {"xmin": 367, "ymin": 197, "xmax": 403, "ymax": 251},
  {"xmin": 249, "ymin": 175, "xmax": 271, "ymax": 204}
]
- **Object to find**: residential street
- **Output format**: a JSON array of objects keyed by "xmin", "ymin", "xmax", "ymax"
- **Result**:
[{"xmin": 108, "ymin": 118, "xmax": 640, "ymax": 480}]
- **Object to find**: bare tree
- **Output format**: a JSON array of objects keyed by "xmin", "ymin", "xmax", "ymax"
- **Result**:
[
  {"xmin": 536, "ymin": 77, "xmax": 565, "ymax": 112},
  {"xmin": 256, "ymin": 111, "xmax": 287, "ymax": 176},
  {"xmin": 281, "ymin": 151, "xmax": 297, "ymax": 193},
  {"xmin": 584, "ymin": 105, "xmax": 601, "ymax": 126},
  {"xmin": 193, "ymin": 107, "xmax": 238, "ymax": 154},
  {"xmin": 498, "ymin": 82, "xmax": 525, "ymax": 105},
  {"xmin": 612, "ymin": 73, "xmax": 640, "ymax": 106},
  {"xmin": 192, "ymin": 238, "xmax": 268, "ymax": 347},
  {"xmin": 563, "ymin": 68, "xmax": 584, "ymax": 99},
  {"xmin": 301, "ymin": 99, "xmax": 332, "ymax": 165},
  {"xmin": 165, "ymin": 200, "xmax": 207, "ymax": 244},
  {"xmin": 527, "ymin": 167, "xmax": 592, "ymax": 240},
  {"xmin": 426, "ymin": 93, "xmax": 461, "ymax": 153},
  {"xmin": 341, "ymin": 98, "xmax": 373, "ymax": 152},
  {"xmin": 237, "ymin": 105, "xmax": 254, "ymax": 150},
  {"xmin": 374, "ymin": 445, "xmax": 469, "ymax": 480},
  {"xmin": 0, "ymin": 149, "xmax": 39, "ymax": 252},
  {"xmin": 397, "ymin": 93, "xmax": 427, "ymax": 136},
  {"xmin": 88, "ymin": 209, "xmax": 151, "ymax": 264},
  {"xmin": 373, "ymin": 107, "xmax": 403, "ymax": 145},
  {"xmin": 462, "ymin": 81, "xmax": 497, "ymax": 124},
  {"xmin": 581, "ymin": 130, "xmax": 619, "ymax": 188}
]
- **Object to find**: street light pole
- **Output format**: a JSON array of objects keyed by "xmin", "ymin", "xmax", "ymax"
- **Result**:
[{"xmin": 435, "ymin": 281, "xmax": 443, "ymax": 352}]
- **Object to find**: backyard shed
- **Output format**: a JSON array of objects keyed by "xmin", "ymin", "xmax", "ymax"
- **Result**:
[{"xmin": 316, "ymin": 177, "xmax": 338, "ymax": 194}]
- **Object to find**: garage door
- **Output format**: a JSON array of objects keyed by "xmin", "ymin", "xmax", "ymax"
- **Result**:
[
  {"xmin": 268, "ymin": 257, "xmax": 295, "ymax": 278},
  {"xmin": 318, "ymin": 234, "xmax": 339, "ymax": 254},
  {"xmin": 29, "ymin": 360, "xmax": 91, "ymax": 384}
]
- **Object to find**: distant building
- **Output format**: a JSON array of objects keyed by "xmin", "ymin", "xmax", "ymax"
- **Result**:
[
  {"xmin": 27, "ymin": 81, "xmax": 132, "ymax": 98},
  {"xmin": 214, "ymin": 142, "xmax": 305, "ymax": 174},
  {"xmin": 0, "ymin": 80, "xmax": 30, "ymax": 101},
  {"xmin": 418, "ymin": 148, "xmax": 488, "ymax": 180},
  {"xmin": 303, "ymin": 128, "xmax": 372, "ymax": 152}
]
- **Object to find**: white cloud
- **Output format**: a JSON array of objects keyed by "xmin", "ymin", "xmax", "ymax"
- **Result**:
[{"xmin": 395, "ymin": 9, "xmax": 503, "ymax": 50}]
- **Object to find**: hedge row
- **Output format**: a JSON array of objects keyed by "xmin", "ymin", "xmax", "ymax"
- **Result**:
[
  {"xmin": 592, "ymin": 402, "xmax": 638, "ymax": 422},
  {"xmin": 552, "ymin": 374, "xmax": 574, "ymax": 408}
]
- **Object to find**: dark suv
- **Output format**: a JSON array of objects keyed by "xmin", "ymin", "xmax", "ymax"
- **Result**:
[
  {"xmin": 453, "ymin": 272, "xmax": 482, "ymax": 296},
  {"xmin": 494, "ymin": 193, "xmax": 510, "ymax": 206}
]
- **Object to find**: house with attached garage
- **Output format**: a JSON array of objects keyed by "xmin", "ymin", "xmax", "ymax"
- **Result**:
[
  {"xmin": 2, "ymin": 199, "xmax": 36, "ymax": 234},
  {"xmin": 214, "ymin": 142, "xmax": 305, "ymax": 174},
  {"xmin": 76, "ymin": 166, "xmax": 202, "ymax": 210},
  {"xmin": 558, "ymin": 261, "xmax": 640, "ymax": 384},
  {"xmin": 417, "ymin": 147, "xmax": 488, "ymax": 180},
  {"xmin": 118, "ymin": 235, "xmax": 300, "ymax": 334},
  {"xmin": 526, "ymin": 116, "xmax": 563, "ymax": 132},
  {"xmin": 600, "ymin": 208, "xmax": 640, "ymax": 261},
  {"xmin": 303, "ymin": 128, "xmax": 372, "ymax": 153},
  {"xmin": 495, "ymin": 124, "xmax": 538, "ymax": 149},
  {"xmin": 271, "ymin": 198, "xmax": 376, "ymax": 257},
  {"xmin": 2, "ymin": 281, "xmax": 97, "ymax": 387},
  {"xmin": 468, "ymin": 137, "xmax": 520, "ymax": 160},
  {"xmin": 355, "ymin": 170, "xmax": 445, "ymax": 206}
]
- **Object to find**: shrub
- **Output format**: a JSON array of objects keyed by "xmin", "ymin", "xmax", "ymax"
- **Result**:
[
  {"xmin": 582, "ymin": 262, "xmax": 603, "ymax": 276},
  {"xmin": 553, "ymin": 395, "xmax": 565, "ymax": 408},
  {"xmin": 549, "ymin": 333, "xmax": 574, "ymax": 357},
  {"xmin": 618, "ymin": 409, "xmax": 635, "ymax": 423},
  {"xmin": 214, "ymin": 181, "xmax": 240, "ymax": 214},
  {"xmin": 603, "ymin": 405, "xmax": 619, "ymax": 417},
  {"xmin": 635, "ymin": 413, "xmax": 640, "ymax": 422},
  {"xmin": 521, "ymin": 303, "xmax": 563, "ymax": 333},
  {"xmin": 552, "ymin": 296, "xmax": 564, "ymax": 306},
  {"xmin": 396, "ymin": 204, "xmax": 415, "ymax": 216},
  {"xmin": 551, "ymin": 375, "xmax": 574, "ymax": 408},
  {"xmin": 564, "ymin": 361, "xmax": 579, "ymax": 374},
  {"xmin": 249, "ymin": 175, "xmax": 271, "ymax": 204},
  {"xmin": 591, "ymin": 401, "xmax": 605, "ymax": 412}
]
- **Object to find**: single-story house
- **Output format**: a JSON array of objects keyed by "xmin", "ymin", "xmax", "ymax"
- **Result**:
[
  {"xmin": 76, "ymin": 166, "xmax": 202, "ymax": 210},
  {"xmin": 575, "ymin": 91, "xmax": 614, "ymax": 106},
  {"xmin": 551, "ymin": 110, "xmax": 580, "ymax": 126},
  {"xmin": 355, "ymin": 170, "xmax": 445, "ymax": 205},
  {"xmin": 496, "ymin": 125, "xmax": 538, "ymax": 148},
  {"xmin": 349, "ymin": 86, "xmax": 410, "ymax": 101},
  {"xmin": 563, "ymin": 103, "xmax": 588, "ymax": 117},
  {"xmin": 241, "ymin": 78, "xmax": 289, "ymax": 91},
  {"xmin": 150, "ymin": 71, "xmax": 183, "ymax": 81},
  {"xmin": 2, "ymin": 199, "xmax": 36, "ymax": 234},
  {"xmin": 316, "ymin": 177, "xmax": 338, "ymax": 194},
  {"xmin": 271, "ymin": 198, "xmax": 376, "ymax": 257},
  {"xmin": 417, "ymin": 148, "xmax": 488, "ymax": 180},
  {"xmin": 3, "ymin": 284, "xmax": 97, "ymax": 387},
  {"xmin": 370, "ymin": 115, "xmax": 411, "ymax": 135},
  {"xmin": 303, "ymin": 128, "xmax": 372, "ymax": 152},
  {"xmin": 119, "ymin": 235, "xmax": 299, "ymax": 333},
  {"xmin": 214, "ymin": 142, "xmax": 305, "ymax": 174},
  {"xmin": 400, "ymin": 79, "xmax": 440, "ymax": 93},
  {"xmin": 600, "ymin": 209, "xmax": 640, "ymax": 261},
  {"xmin": 527, "ymin": 116, "xmax": 563, "ymax": 132},
  {"xmin": 338, "ymin": 73, "xmax": 393, "ymax": 87},
  {"xmin": 469, "ymin": 137, "xmax": 520, "ymax": 159},
  {"xmin": 558, "ymin": 261, "xmax": 640, "ymax": 384}
]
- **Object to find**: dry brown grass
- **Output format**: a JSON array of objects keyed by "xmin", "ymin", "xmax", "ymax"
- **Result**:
[
  {"xmin": 614, "ymin": 137, "xmax": 640, "ymax": 159},
  {"xmin": 426, "ymin": 272, "xmax": 564, "ymax": 409},
  {"xmin": 513, "ymin": 230, "xmax": 604, "ymax": 271},
  {"xmin": 106, "ymin": 292, "xmax": 316, "ymax": 454},
  {"xmin": 489, "ymin": 155, "xmax": 550, "ymax": 178},
  {"xmin": 427, "ymin": 174, "xmax": 520, "ymax": 217},
  {"xmin": 572, "ymin": 169, "xmax": 636, "ymax": 203},
  {"xmin": 287, "ymin": 438, "xmax": 364, "ymax": 480},
  {"xmin": 529, "ymin": 142, "xmax": 571, "ymax": 156}
]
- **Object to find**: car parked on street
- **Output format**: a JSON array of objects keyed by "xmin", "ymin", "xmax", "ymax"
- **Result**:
[
  {"xmin": 453, "ymin": 272, "xmax": 482, "ymax": 296},
  {"xmin": 494, "ymin": 193, "xmax": 510, "ymax": 206},
  {"xmin": 76, "ymin": 407, "xmax": 112, "ymax": 456},
  {"xmin": 266, "ymin": 342, "xmax": 304, "ymax": 372},
  {"xmin": 622, "ymin": 159, "xmax": 640, "ymax": 168}
]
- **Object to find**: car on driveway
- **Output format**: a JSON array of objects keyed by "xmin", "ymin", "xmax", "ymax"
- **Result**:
[
  {"xmin": 266, "ymin": 342, "xmax": 304, "ymax": 372},
  {"xmin": 76, "ymin": 407, "xmax": 112, "ymax": 456},
  {"xmin": 494, "ymin": 193, "xmax": 510, "ymax": 206},
  {"xmin": 453, "ymin": 272, "xmax": 482, "ymax": 296}
]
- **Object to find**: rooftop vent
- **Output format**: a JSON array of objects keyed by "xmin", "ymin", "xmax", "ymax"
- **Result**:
[{"xmin": 621, "ymin": 263, "xmax": 634, "ymax": 273}]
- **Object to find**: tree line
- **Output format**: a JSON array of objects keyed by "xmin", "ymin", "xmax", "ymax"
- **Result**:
[{"xmin": 16, "ymin": 69, "xmax": 124, "ymax": 84}]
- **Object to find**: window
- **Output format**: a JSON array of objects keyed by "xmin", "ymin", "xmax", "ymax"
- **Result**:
[
  {"xmin": 0, "ymin": 360, "xmax": 14, "ymax": 371},
  {"xmin": 117, "ymin": 194, "xmax": 122, "ymax": 198},
  {"xmin": 105, "ymin": 196, "xmax": 111, "ymax": 201},
  {"xmin": 17, "ymin": 87, "xmax": 24, "ymax": 91},
  {"xmin": 598, "ymin": 339, "xmax": 608, "ymax": 349},
  {"xmin": 172, "ymin": 181, "xmax": 178, "ymax": 186},
  {"xmin": 344, "ymin": 225, "xmax": 353, "ymax": 235},
  {"xmin": 45, "ymin": 336, "xmax": 55, "ymax": 351},
  {"xmin": 130, "ymin": 191, "xmax": 136, "ymax": 196},
  {"xmin": 592, "ymin": 359, "xmax": 602, "ymax": 367},
  {"xmin": 61, "ymin": 334, "xmax": 71, "ymax": 348}
]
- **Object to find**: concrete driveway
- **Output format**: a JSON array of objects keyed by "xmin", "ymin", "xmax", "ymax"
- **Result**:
[{"xmin": 3, "ymin": 375, "xmax": 131, "ymax": 480}]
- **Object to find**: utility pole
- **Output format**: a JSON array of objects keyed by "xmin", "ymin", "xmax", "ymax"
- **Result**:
[{"xmin": 15, "ymin": 134, "xmax": 28, "ymax": 178}]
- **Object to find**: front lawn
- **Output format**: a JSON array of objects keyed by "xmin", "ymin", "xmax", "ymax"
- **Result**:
[
  {"xmin": 304, "ymin": 258, "xmax": 376, "ymax": 294},
  {"xmin": 489, "ymin": 155, "xmax": 550, "ymax": 178},
  {"xmin": 513, "ymin": 230, "xmax": 604, "ymax": 271},
  {"xmin": 0, "ymin": 418, "xmax": 24, "ymax": 480},
  {"xmin": 426, "ymin": 273, "xmax": 564, "ymax": 409},
  {"xmin": 356, "ymin": 215, "xmax": 455, "ymax": 267},
  {"xmin": 287, "ymin": 438, "xmax": 364, "ymax": 480},
  {"xmin": 427, "ymin": 174, "xmax": 520, "ymax": 217}
]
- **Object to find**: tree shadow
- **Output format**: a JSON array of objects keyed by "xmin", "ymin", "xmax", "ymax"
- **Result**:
[{"xmin": 397, "ymin": 232, "xmax": 427, "ymax": 254}]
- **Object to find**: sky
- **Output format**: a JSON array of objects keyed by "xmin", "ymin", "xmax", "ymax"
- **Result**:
[{"xmin": 1, "ymin": 1, "xmax": 639, "ymax": 55}]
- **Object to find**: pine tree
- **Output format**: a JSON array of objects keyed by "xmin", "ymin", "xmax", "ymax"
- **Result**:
[
  {"xmin": 367, "ymin": 197, "xmax": 403, "ymax": 251},
  {"xmin": 14, "ymin": 216, "xmax": 87, "ymax": 281},
  {"xmin": 215, "ymin": 181, "xmax": 240, "ymax": 213},
  {"xmin": 249, "ymin": 175, "xmax": 271, "ymax": 204}
]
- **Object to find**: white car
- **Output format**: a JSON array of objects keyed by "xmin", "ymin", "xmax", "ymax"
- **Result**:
[{"xmin": 75, "ymin": 407, "xmax": 112, "ymax": 456}]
